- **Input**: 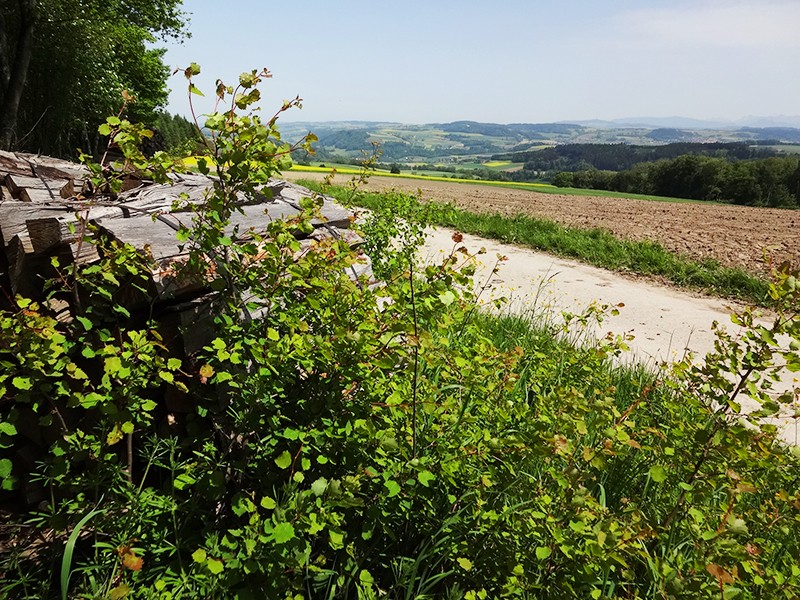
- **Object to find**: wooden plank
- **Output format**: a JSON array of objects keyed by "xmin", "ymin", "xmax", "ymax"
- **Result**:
[
  {"xmin": 117, "ymin": 174, "xmax": 213, "ymax": 212},
  {"xmin": 227, "ymin": 198, "xmax": 353, "ymax": 235},
  {"xmin": 0, "ymin": 202, "xmax": 73, "ymax": 248},
  {"xmin": 95, "ymin": 214, "xmax": 184, "ymax": 262},
  {"xmin": 27, "ymin": 156, "xmax": 88, "ymax": 181},
  {"xmin": 20, "ymin": 187, "xmax": 59, "ymax": 203},
  {"xmin": 0, "ymin": 151, "xmax": 34, "ymax": 177},
  {"xmin": 157, "ymin": 296, "xmax": 216, "ymax": 356},
  {"xmin": 6, "ymin": 174, "xmax": 69, "ymax": 201},
  {"xmin": 26, "ymin": 217, "xmax": 81, "ymax": 253}
]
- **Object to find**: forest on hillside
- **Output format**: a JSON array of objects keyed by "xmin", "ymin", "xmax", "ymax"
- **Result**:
[{"xmin": 553, "ymin": 154, "xmax": 800, "ymax": 207}]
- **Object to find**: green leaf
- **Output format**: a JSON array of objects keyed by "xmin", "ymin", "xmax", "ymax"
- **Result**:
[
  {"xmin": 76, "ymin": 316, "xmax": 93, "ymax": 331},
  {"xmin": 158, "ymin": 371, "xmax": 174, "ymax": 383},
  {"xmin": 120, "ymin": 422, "xmax": 134, "ymax": 435},
  {"xmin": 439, "ymin": 290, "xmax": 457, "ymax": 306},
  {"xmin": 384, "ymin": 479, "xmax": 401, "ymax": 497},
  {"xmin": 457, "ymin": 557, "xmax": 473, "ymax": 571},
  {"xmin": 359, "ymin": 569, "xmax": 375, "ymax": 585},
  {"xmin": 311, "ymin": 477, "xmax": 328, "ymax": 497},
  {"xmin": 0, "ymin": 458, "xmax": 12, "ymax": 478},
  {"xmin": 206, "ymin": 558, "xmax": 224, "ymax": 574},
  {"xmin": 274, "ymin": 451, "xmax": 292, "ymax": 469},
  {"xmin": 329, "ymin": 529, "xmax": 344, "ymax": 549},
  {"xmin": 260, "ymin": 496, "xmax": 276, "ymax": 510},
  {"xmin": 0, "ymin": 422, "xmax": 17, "ymax": 437},
  {"xmin": 417, "ymin": 470, "xmax": 435, "ymax": 487},
  {"xmin": 649, "ymin": 465, "xmax": 668, "ymax": 483},
  {"xmin": 191, "ymin": 548, "xmax": 207, "ymax": 563},
  {"xmin": 273, "ymin": 522, "xmax": 295, "ymax": 544},
  {"xmin": 535, "ymin": 546, "xmax": 552, "ymax": 560},
  {"xmin": 167, "ymin": 358, "xmax": 182, "ymax": 370},
  {"xmin": 98, "ymin": 123, "xmax": 112, "ymax": 136},
  {"xmin": 12, "ymin": 377, "xmax": 31, "ymax": 390}
]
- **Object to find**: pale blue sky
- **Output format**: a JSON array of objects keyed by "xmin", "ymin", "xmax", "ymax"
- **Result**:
[{"xmin": 161, "ymin": 0, "xmax": 800, "ymax": 124}]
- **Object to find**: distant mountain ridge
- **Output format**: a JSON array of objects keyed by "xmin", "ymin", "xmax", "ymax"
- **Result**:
[
  {"xmin": 279, "ymin": 117, "xmax": 800, "ymax": 163},
  {"xmin": 567, "ymin": 115, "xmax": 800, "ymax": 129}
]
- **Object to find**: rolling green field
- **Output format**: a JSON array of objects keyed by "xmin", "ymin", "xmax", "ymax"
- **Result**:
[{"xmin": 288, "ymin": 165, "xmax": 709, "ymax": 204}]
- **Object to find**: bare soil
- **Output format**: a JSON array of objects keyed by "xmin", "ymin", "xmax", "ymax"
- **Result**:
[{"xmin": 289, "ymin": 173, "xmax": 799, "ymax": 275}]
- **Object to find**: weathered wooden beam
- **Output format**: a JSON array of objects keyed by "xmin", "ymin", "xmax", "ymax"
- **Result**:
[
  {"xmin": 27, "ymin": 155, "xmax": 88, "ymax": 182},
  {"xmin": 0, "ymin": 202, "xmax": 73, "ymax": 248},
  {"xmin": 0, "ymin": 151, "xmax": 34, "ymax": 177},
  {"xmin": 5, "ymin": 173, "xmax": 70, "ymax": 202},
  {"xmin": 26, "ymin": 217, "xmax": 80, "ymax": 254}
]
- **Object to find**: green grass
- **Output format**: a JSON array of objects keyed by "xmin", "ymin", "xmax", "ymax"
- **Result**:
[
  {"xmin": 300, "ymin": 180, "xmax": 772, "ymax": 306},
  {"xmin": 289, "ymin": 165, "xmax": 708, "ymax": 204}
]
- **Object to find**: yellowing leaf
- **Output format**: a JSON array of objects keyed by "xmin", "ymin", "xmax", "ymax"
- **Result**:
[
  {"xmin": 274, "ymin": 451, "xmax": 292, "ymax": 469},
  {"xmin": 118, "ymin": 546, "xmax": 143, "ymax": 571},
  {"xmin": 706, "ymin": 563, "xmax": 734, "ymax": 585},
  {"xmin": 206, "ymin": 558, "xmax": 224, "ymax": 574},
  {"xmin": 457, "ymin": 557, "xmax": 473, "ymax": 571},
  {"xmin": 11, "ymin": 377, "xmax": 31, "ymax": 390},
  {"xmin": 192, "ymin": 548, "xmax": 207, "ymax": 563},
  {"xmin": 107, "ymin": 424, "xmax": 123, "ymax": 446},
  {"xmin": 535, "ymin": 546, "xmax": 552, "ymax": 560},
  {"xmin": 108, "ymin": 583, "xmax": 131, "ymax": 600}
]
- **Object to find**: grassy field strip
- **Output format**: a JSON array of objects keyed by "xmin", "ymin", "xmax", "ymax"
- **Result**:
[
  {"xmin": 288, "ymin": 165, "xmax": 706, "ymax": 204},
  {"xmin": 299, "ymin": 180, "xmax": 771, "ymax": 306},
  {"xmin": 181, "ymin": 156, "xmax": 702, "ymax": 204}
]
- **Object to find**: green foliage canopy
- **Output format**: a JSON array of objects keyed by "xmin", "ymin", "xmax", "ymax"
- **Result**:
[{"xmin": 0, "ymin": 0, "xmax": 188, "ymax": 155}]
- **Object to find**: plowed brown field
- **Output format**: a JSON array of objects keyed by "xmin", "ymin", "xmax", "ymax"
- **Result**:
[{"xmin": 289, "ymin": 173, "xmax": 799, "ymax": 276}]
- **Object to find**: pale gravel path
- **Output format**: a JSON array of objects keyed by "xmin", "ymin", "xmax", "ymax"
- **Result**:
[
  {"xmin": 420, "ymin": 226, "xmax": 800, "ymax": 445},
  {"xmin": 284, "ymin": 172, "xmax": 800, "ymax": 442}
]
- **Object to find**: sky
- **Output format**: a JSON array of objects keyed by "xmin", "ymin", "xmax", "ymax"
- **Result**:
[{"xmin": 159, "ymin": 0, "xmax": 800, "ymax": 125}]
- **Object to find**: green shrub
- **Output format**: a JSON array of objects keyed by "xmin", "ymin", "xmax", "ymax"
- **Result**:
[{"xmin": 1, "ymin": 67, "xmax": 800, "ymax": 600}]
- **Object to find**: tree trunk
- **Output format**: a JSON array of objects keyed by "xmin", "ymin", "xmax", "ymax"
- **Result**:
[{"xmin": 0, "ymin": 0, "xmax": 37, "ymax": 151}]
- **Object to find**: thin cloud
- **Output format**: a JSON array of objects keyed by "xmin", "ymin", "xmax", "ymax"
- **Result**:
[{"xmin": 616, "ymin": 1, "xmax": 800, "ymax": 49}]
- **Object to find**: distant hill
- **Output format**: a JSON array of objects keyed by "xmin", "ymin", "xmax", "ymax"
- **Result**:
[{"xmin": 282, "ymin": 119, "xmax": 800, "ymax": 164}]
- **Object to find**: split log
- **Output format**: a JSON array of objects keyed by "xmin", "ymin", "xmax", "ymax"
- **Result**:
[
  {"xmin": 26, "ymin": 217, "xmax": 80, "ymax": 253},
  {"xmin": 5, "ymin": 234, "xmax": 36, "ymax": 296}
]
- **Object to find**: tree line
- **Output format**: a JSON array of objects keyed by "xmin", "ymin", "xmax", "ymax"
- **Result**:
[
  {"xmin": 554, "ymin": 154, "xmax": 800, "ymax": 207},
  {"xmin": 498, "ymin": 142, "xmax": 785, "ymax": 174},
  {"xmin": 0, "ymin": 0, "xmax": 188, "ymax": 156}
]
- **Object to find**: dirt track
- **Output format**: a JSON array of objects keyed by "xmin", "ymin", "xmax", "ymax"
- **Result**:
[{"xmin": 289, "ymin": 173, "xmax": 799, "ymax": 276}]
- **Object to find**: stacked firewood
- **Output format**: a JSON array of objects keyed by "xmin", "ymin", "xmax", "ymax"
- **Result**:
[{"xmin": 0, "ymin": 151, "xmax": 368, "ymax": 351}]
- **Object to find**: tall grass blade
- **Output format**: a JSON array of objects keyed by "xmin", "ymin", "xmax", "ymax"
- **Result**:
[{"xmin": 61, "ymin": 500, "xmax": 105, "ymax": 600}]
